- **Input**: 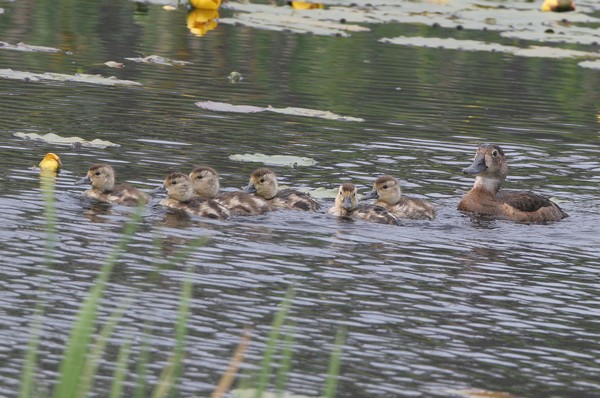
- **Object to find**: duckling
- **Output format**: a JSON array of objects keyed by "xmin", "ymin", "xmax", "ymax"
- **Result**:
[
  {"xmin": 362, "ymin": 175, "xmax": 436, "ymax": 220},
  {"xmin": 541, "ymin": 0, "xmax": 574, "ymax": 12},
  {"xmin": 328, "ymin": 183, "xmax": 398, "ymax": 225},
  {"xmin": 243, "ymin": 167, "xmax": 320, "ymax": 211},
  {"xmin": 75, "ymin": 163, "xmax": 149, "ymax": 206},
  {"xmin": 458, "ymin": 144, "xmax": 568, "ymax": 223},
  {"xmin": 189, "ymin": 166, "xmax": 271, "ymax": 216},
  {"xmin": 39, "ymin": 153, "xmax": 62, "ymax": 172},
  {"xmin": 160, "ymin": 172, "xmax": 229, "ymax": 220}
]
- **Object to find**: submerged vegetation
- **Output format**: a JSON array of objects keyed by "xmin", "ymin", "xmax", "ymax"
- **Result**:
[{"xmin": 18, "ymin": 176, "xmax": 345, "ymax": 398}]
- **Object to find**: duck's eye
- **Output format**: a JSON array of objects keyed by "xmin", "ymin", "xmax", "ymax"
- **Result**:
[
  {"xmin": 259, "ymin": 178, "xmax": 265, "ymax": 183},
  {"xmin": 172, "ymin": 181, "xmax": 177, "ymax": 185},
  {"xmin": 94, "ymin": 171, "xmax": 101, "ymax": 176},
  {"xmin": 382, "ymin": 185, "xmax": 388, "ymax": 189},
  {"xmin": 492, "ymin": 150, "xmax": 498, "ymax": 157}
]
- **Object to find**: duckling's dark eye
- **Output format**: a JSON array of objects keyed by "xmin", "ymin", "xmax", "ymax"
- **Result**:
[
  {"xmin": 95, "ymin": 171, "xmax": 101, "ymax": 176},
  {"xmin": 492, "ymin": 150, "xmax": 498, "ymax": 157},
  {"xmin": 259, "ymin": 178, "xmax": 265, "ymax": 183},
  {"xmin": 382, "ymin": 185, "xmax": 388, "ymax": 189},
  {"xmin": 172, "ymin": 181, "xmax": 177, "ymax": 185},
  {"xmin": 196, "ymin": 175, "xmax": 202, "ymax": 179}
]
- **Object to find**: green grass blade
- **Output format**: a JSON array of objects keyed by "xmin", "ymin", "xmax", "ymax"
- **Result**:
[
  {"xmin": 52, "ymin": 206, "xmax": 144, "ymax": 398},
  {"xmin": 152, "ymin": 271, "xmax": 194, "ymax": 398},
  {"xmin": 19, "ymin": 173, "xmax": 59, "ymax": 397},
  {"xmin": 78, "ymin": 297, "xmax": 133, "ymax": 397},
  {"xmin": 109, "ymin": 336, "xmax": 133, "ymax": 398},
  {"xmin": 132, "ymin": 331, "xmax": 151, "ymax": 398},
  {"xmin": 323, "ymin": 327, "xmax": 347, "ymax": 398},
  {"xmin": 253, "ymin": 288, "xmax": 295, "ymax": 398},
  {"xmin": 275, "ymin": 322, "xmax": 296, "ymax": 398}
]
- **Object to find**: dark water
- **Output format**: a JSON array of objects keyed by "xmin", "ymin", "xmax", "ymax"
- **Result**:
[{"xmin": 1, "ymin": 0, "xmax": 600, "ymax": 397}]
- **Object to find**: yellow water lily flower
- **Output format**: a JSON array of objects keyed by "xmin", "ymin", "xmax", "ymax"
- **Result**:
[
  {"xmin": 189, "ymin": 0, "xmax": 221, "ymax": 10},
  {"xmin": 288, "ymin": 1, "xmax": 324, "ymax": 9},
  {"xmin": 541, "ymin": 0, "xmax": 575, "ymax": 12},
  {"xmin": 187, "ymin": 8, "xmax": 219, "ymax": 36},
  {"xmin": 39, "ymin": 153, "xmax": 62, "ymax": 172}
]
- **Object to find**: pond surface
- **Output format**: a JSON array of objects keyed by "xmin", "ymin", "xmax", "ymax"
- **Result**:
[{"xmin": 1, "ymin": 0, "xmax": 600, "ymax": 397}]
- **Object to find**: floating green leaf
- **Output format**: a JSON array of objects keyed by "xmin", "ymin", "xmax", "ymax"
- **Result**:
[
  {"xmin": 124, "ymin": 55, "xmax": 192, "ymax": 66},
  {"xmin": 14, "ymin": 132, "xmax": 120, "ymax": 148},
  {"xmin": 0, "ymin": 69, "xmax": 141, "ymax": 86},
  {"xmin": 229, "ymin": 153, "xmax": 316, "ymax": 167}
]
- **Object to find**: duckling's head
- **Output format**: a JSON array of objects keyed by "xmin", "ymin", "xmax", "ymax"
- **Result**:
[
  {"xmin": 364, "ymin": 175, "xmax": 401, "ymax": 204},
  {"xmin": 39, "ymin": 153, "xmax": 62, "ymax": 172},
  {"xmin": 335, "ymin": 183, "xmax": 358, "ymax": 211},
  {"xmin": 163, "ymin": 172, "xmax": 195, "ymax": 202},
  {"xmin": 463, "ymin": 144, "xmax": 508, "ymax": 192},
  {"xmin": 76, "ymin": 163, "xmax": 115, "ymax": 192},
  {"xmin": 189, "ymin": 165, "xmax": 220, "ymax": 198},
  {"xmin": 244, "ymin": 168, "xmax": 278, "ymax": 200}
]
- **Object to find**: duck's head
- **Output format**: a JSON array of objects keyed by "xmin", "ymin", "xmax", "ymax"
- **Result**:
[
  {"xmin": 39, "ymin": 153, "xmax": 62, "ymax": 172},
  {"xmin": 244, "ymin": 168, "xmax": 278, "ymax": 200},
  {"xmin": 163, "ymin": 172, "xmax": 195, "ymax": 202},
  {"xmin": 363, "ymin": 175, "xmax": 401, "ymax": 204},
  {"xmin": 189, "ymin": 165, "xmax": 220, "ymax": 198},
  {"xmin": 335, "ymin": 183, "xmax": 358, "ymax": 211},
  {"xmin": 463, "ymin": 144, "xmax": 508, "ymax": 192},
  {"xmin": 75, "ymin": 163, "xmax": 115, "ymax": 192}
]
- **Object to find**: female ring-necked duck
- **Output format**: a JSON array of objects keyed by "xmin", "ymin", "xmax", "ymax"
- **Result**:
[
  {"xmin": 160, "ymin": 172, "xmax": 229, "ymax": 220},
  {"xmin": 362, "ymin": 175, "xmax": 436, "ymax": 220},
  {"xmin": 243, "ymin": 167, "xmax": 320, "ymax": 211},
  {"xmin": 458, "ymin": 144, "xmax": 568, "ymax": 223},
  {"xmin": 75, "ymin": 163, "xmax": 149, "ymax": 206},
  {"xmin": 189, "ymin": 165, "xmax": 271, "ymax": 216},
  {"xmin": 328, "ymin": 183, "xmax": 398, "ymax": 225}
]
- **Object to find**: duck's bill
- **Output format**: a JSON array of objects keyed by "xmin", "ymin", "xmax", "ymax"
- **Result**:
[
  {"xmin": 462, "ymin": 154, "xmax": 487, "ymax": 175},
  {"xmin": 341, "ymin": 196, "xmax": 354, "ymax": 210},
  {"xmin": 75, "ymin": 176, "xmax": 91, "ymax": 185},
  {"xmin": 361, "ymin": 190, "xmax": 379, "ymax": 200},
  {"xmin": 154, "ymin": 185, "xmax": 167, "ymax": 194},
  {"xmin": 243, "ymin": 183, "xmax": 257, "ymax": 194}
]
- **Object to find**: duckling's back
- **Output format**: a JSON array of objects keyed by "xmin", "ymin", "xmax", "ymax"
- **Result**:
[
  {"xmin": 353, "ymin": 203, "xmax": 398, "ymax": 225},
  {"xmin": 217, "ymin": 192, "xmax": 271, "ymax": 216},
  {"xmin": 89, "ymin": 183, "xmax": 149, "ymax": 206},
  {"xmin": 383, "ymin": 196, "xmax": 436, "ymax": 221},
  {"xmin": 271, "ymin": 189, "xmax": 320, "ymax": 211},
  {"xmin": 162, "ymin": 197, "xmax": 230, "ymax": 220}
]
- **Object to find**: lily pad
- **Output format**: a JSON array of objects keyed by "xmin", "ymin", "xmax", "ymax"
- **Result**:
[
  {"xmin": 298, "ymin": 186, "xmax": 340, "ymax": 199},
  {"xmin": 13, "ymin": 132, "xmax": 120, "ymax": 148},
  {"xmin": 229, "ymin": 153, "xmax": 316, "ymax": 167},
  {"xmin": 0, "ymin": 69, "xmax": 142, "ymax": 86},
  {"xmin": 379, "ymin": 36, "xmax": 600, "ymax": 59},
  {"xmin": 196, "ymin": 101, "xmax": 264, "ymax": 113},
  {"xmin": 0, "ymin": 41, "xmax": 62, "ymax": 53},
  {"xmin": 578, "ymin": 60, "xmax": 600, "ymax": 70},
  {"xmin": 124, "ymin": 55, "xmax": 192, "ymax": 66},
  {"xmin": 195, "ymin": 101, "xmax": 364, "ymax": 122}
]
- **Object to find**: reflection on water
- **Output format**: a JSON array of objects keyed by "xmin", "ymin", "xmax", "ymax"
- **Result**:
[{"xmin": 1, "ymin": 0, "xmax": 600, "ymax": 397}]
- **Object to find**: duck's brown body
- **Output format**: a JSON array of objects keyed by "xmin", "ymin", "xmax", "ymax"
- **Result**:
[
  {"xmin": 161, "ymin": 172, "xmax": 229, "ymax": 220},
  {"xmin": 244, "ymin": 168, "xmax": 320, "ymax": 211},
  {"xmin": 458, "ymin": 144, "xmax": 567, "ymax": 223},
  {"xmin": 363, "ymin": 175, "xmax": 435, "ymax": 220},
  {"xmin": 76, "ymin": 163, "xmax": 149, "ymax": 206},
  {"xmin": 328, "ymin": 183, "xmax": 398, "ymax": 225},
  {"xmin": 190, "ymin": 166, "xmax": 271, "ymax": 216}
]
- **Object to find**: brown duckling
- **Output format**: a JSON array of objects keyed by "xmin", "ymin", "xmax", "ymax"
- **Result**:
[
  {"xmin": 75, "ymin": 163, "xmax": 149, "ymax": 206},
  {"xmin": 160, "ymin": 172, "xmax": 229, "ymax": 220},
  {"xmin": 189, "ymin": 165, "xmax": 271, "ymax": 216},
  {"xmin": 327, "ymin": 183, "xmax": 398, "ymax": 225},
  {"xmin": 458, "ymin": 144, "xmax": 568, "ymax": 223},
  {"xmin": 362, "ymin": 175, "xmax": 436, "ymax": 220},
  {"xmin": 243, "ymin": 167, "xmax": 320, "ymax": 211}
]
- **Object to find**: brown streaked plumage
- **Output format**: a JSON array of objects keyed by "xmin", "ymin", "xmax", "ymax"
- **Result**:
[
  {"xmin": 243, "ymin": 167, "xmax": 320, "ymax": 211},
  {"xmin": 189, "ymin": 165, "xmax": 271, "ymax": 216},
  {"xmin": 75, "ymin": 163, "xmax": 149, "ymax": 206},
  {"xmin": 458, "ymin": 144, "xmax": 568, "ymax": 223},
  {"xmin": 160, "ymin": 172, "xmax": 229, "ymax": 220},
  {"xmin": 362, "ymin": 175, "xmax": 436, "ymax": 220},
  {"xmin": 328, "ymin": 183, "xmax": 398, "ymax": 225}
]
